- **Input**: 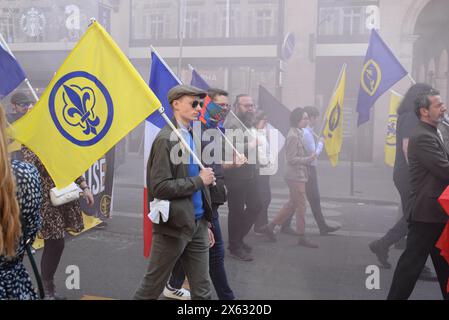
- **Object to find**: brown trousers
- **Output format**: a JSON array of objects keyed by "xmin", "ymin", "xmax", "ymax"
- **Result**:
[{"xmin": 272, "ymin": 179, "xmax": 306, "ymax": 235}]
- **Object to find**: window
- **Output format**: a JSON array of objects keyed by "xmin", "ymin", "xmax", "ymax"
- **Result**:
[
  {"xmin": 0, "ymin": 1, "xmax": 96, "ymax": 43},
  {"xmin": 0, "ymin": 8, "xmax": 16, "ymax": 43},
  {"xmin": 131, "ymin": 0, "xmax": 279, "ymax": 41},
  {"xmin": 219, "ymin": 8, "xmax": 237, "ymax": 37},
  {"xmin": 342, "ymin": 7, "xmax": 364, "ymax": 35},
  {"xmin": 184, "ymin": 11, "xmax": 200, "ymax": 38},
  {"xmin": 318, "ymin": 7, "xmax": 340, "ymax": 36},
  {"xmin": 143, "ymin": 13, "xmax": 164, "ymax": 39},
  {"xmin": 256, "ymin": 9, "xmax": 273, "ymax": 37},
  {"xmin": 318, "ymin": 5, "xmax": 373, "ymax": 36}
]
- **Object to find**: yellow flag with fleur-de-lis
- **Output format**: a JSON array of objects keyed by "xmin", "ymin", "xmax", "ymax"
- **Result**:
[
  {"xmin": 9, "ymin": 21, "xmax": 161, "ymax": 188},
  {"xmin": 385, "ymin": 91, "xmax": 402, "ymax": 167},
  {"xmin": 323, "ymin": 64, "xmax": 346, "ymax": 167}
]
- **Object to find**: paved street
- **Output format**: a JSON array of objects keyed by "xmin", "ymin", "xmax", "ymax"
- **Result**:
[{"xmin": 24, "ymin": 183, "xmax": 442, "ymax": 300}]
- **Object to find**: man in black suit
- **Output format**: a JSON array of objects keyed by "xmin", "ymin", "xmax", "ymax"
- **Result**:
[{"xmin": 387, "ymin": 87, "xmax": 449, "ymax": 300}]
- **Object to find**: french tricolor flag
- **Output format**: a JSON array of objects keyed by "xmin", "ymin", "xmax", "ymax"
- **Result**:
[{"xmin": 143, "ymin": 49, "xmax": 181, "ymax": 257}]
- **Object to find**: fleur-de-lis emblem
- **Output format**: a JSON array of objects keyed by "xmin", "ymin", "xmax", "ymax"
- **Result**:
[
  {"xmin": 327, "ymin": 102, "xmax": 341, "ymax": 138},
  {"xmin": 62, "ymin": 84, "xmax": 100, "ymax": 135},
  {"xmin": 361, "ymin": 59, "xmax": 382, "ymax": 96}
]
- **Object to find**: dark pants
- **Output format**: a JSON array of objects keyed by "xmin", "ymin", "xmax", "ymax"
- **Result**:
[
  {"xmin": 254, "ymin": 174, "xmax": 272, "ymax": 230},
  {"xmin": 225, "ymin": 177, "xmax": 262, "ymax": 251},
  {"xmin": 377, "ymin": 178, "xmax": 411, "ymax": 247},
  {"xmin": 387, "ymin": 222, "xmax": 449, "ymax": 300},
  {"xmin": 134, "ymin": 219, "xmax": 211, "ymax": 300},
  {"xmin": 169, "ymin": 205, "xmax": 235, "ymax": 300},
  {"xmin": 282, "ymin": 165, "xmax": 327, "ymax": 231}
]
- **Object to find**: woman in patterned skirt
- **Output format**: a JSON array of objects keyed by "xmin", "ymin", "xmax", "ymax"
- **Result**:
[
  {"xmin": 22, "ymin": 147, "xmax": 94, "ymax": 299},
  {"xmin": 0, "ymin": 105, "xmax": 42, "ymax": 300}
]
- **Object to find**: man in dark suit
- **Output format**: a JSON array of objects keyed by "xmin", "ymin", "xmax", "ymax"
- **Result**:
[{"xmin": 387, "ymin": 87, "xmax": 449, "ymax": 300}]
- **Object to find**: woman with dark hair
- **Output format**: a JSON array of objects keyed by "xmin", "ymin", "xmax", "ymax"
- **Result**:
[
  {"xmin": 369, "ymin": 83, "xmax": 436, "ymax": 279},
  {"xmin": 21, "ymin": 145, "xmax": 95, "ymax": 299},
  {"xmin": 0, "ymin": 104, "xmax": 42, "ymax": 300},
  {"xmin": 259, "ymin": 108, "xmax": 318, "ymax": 248}
]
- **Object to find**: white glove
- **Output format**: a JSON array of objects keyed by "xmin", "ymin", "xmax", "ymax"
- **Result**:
[{"xmin": 148, "ymin": 199, "xmax": 170, "ymax": 224}]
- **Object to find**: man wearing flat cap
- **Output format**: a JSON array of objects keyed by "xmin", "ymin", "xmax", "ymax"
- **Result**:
[
  {"xmin": 134, "ymin": 85, "xmax": 216, "ymax": 300},
  {"xmin": 8, "ymin": 92, "xmax": 33, "ymax": 123},
  {"xmin": 8, "ymin": 92, "xmax": 34, "ymax": 161}
]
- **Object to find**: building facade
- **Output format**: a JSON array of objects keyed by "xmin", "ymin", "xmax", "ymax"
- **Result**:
[{"xmin": 1, "ymin": 0, "xmax": 447, "ymax": 163}]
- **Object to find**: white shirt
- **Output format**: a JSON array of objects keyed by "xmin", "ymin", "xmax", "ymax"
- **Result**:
[
  {"xmin": 303, "ymin": 126, "xmax": 323, "ymax": 167},
  {"xmin": 251, "ymin": 127, "xmax": 278, "ymax": 176}
]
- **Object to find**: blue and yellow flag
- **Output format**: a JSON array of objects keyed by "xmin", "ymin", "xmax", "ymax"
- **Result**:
[
  {"xmin": 10, "ymin": 21, "xmax": 161, "ymax": 188},
  {"xmin": 323, "ymin": 64, "xmax": 346, "ymax": 167},
  {"xmin": 356, "ymin": 29, "xmax": 407, "ymax": 126},
  {"xmin": 384, "ymin": 91, "xmax": 402, "ymax": 167}
]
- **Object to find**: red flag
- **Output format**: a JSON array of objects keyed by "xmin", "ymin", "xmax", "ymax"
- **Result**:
[
  {"xmin": 143, "ymin": 188, "xmax": 153, "ymax": 258},
  {"xmin": 437, "ymin": 186, "xmax": 449, "ymax": 292}
]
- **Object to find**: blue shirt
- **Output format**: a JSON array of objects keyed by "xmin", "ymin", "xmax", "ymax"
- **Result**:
[
  {"xmin": 303, "ymin": 126, "xmax": 323, "ymax": 167},
  {"xmin": 179, "ymin": 122, "xmax": 204, "ymax": 220}
]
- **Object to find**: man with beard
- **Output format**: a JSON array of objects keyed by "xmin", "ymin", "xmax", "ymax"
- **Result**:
[
  {"xmin": 388, "ymin": 88, "xmax": 449, "ymax": 300},
  {"xmin": 223, "ymin": 94, "xmax": 262, "ymax": 261}
]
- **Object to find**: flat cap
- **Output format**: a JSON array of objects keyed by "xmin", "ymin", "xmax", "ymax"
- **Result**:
[
  {"xmin": 10, "ymin": 92, "xmax": 33, "ymax": 105},
  {"xmin": 167, "ymin": 85, "xmax": 206, "ymax": 105}
]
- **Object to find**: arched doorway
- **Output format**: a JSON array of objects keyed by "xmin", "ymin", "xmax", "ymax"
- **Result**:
[{"xmin": 413, "ymin": 0, "xmax": 449, "ymax": 99}]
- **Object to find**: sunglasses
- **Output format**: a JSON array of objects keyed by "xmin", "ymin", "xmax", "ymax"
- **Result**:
[{"xmin": 192, "ymin": 100, "xmax": 204, "ymax": 109}]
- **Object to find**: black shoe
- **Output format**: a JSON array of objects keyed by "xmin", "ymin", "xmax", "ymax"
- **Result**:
[
  {"xmin": 280, "ymin": 226, "xmax": 299, "ymax": 236},
  {"xmin": 369, "ymin": 240, "xmax": 391, "ymax": 269},
  {"xmin": 241, "ymin": 242, "xmax": 253, "ymax": 253},
  {"xmin": 259, "ymin": 225, "xmax": 277, "ymax": 242},
  {"xmin": 419, "ymin": 265, "xmax": 438, "ymax": 282},
  {"xmin": 319, "ymin": 225, "xmax": 341, "ymax": 236},
  {"xmin": 229, "ymin": 248, "xmax": 253, "ymax": 261}
]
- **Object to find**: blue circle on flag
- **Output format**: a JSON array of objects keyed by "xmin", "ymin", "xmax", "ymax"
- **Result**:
[{"xmin": 49, "ymin": 71, "xmax": 114, "ymax": 147}]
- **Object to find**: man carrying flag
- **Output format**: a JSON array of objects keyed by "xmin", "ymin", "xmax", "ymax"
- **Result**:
[
  {"xmin": 323, "ymin": 64, "xmax": 346, "ymax": 167},
  {"xmin": 164, "ymin": 88, "xmax": 237, "ymax": 300},
  {"xmin": 134, "ymin": 85, "xmax": 216, "ymax": 300},
  {"xmin": 356, "ymin": 29, "xmax": 408, "ymax": 126}
]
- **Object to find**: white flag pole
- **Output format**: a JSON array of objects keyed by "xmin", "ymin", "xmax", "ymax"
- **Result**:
[
  {"xmin": 150, "ymin": 47, "xmax": 215, "ymax": 184},
  {"xmin": 188, "ymin": 63, "xmax": 244, "ymax": 157}
]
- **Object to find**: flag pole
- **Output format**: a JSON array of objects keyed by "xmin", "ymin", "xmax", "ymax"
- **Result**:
[
  {"xmin": 407, "ymin": 73, "xmax": 416, "ymax": 85},
  {"xmin": 158, "ymin": 107, "xmax": 204, "ymax": 169},
  {"xmin": 0, "ymin": 33, "xmax": 39, "ymax": 103},
  {"xmin": 158, "ymin": 107, "xmax": 216, "ymax": 186},
  {"xmin": 177, "ymin": 0, "xmax": 187, "ymax": 78},
  {"xmin": 189, "ymin": 65, "xmax": 255, "ymax": 143},
  {"xmin": 189, "ymin": 63, "xmax": 246, "ymax": 158},
  {"xmin": 150, "ymin": 50, "xmax": 214, "ymax": 184},
  {"xmin": 151, "ymin": 46, "xmax": 182, "ymax": 83},
  {"xmin": 228, "ymin": 110, "xmax": 257, "ymax": 139}
]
